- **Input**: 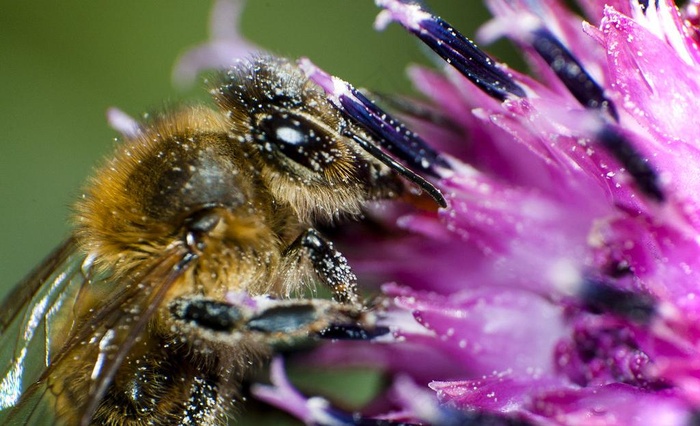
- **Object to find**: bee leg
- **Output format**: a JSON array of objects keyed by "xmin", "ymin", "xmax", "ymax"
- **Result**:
[
  {"xmin": 170, "ymin": 297, "xmax": 243, "ymax": 333},
  {"xmin": 283, "ymin": 229, "xmax": 392, "ymax": 341},
  {"xmin": 287, "ymin": 228, "xmax": 360, "ymax": 305},
  {"xmin": 317, "ymin": 323, "xmax": 390, "ymax": 341},
  {"xmin": 169, "ymin": 295, "xmax": 368, "ymax": 345}
]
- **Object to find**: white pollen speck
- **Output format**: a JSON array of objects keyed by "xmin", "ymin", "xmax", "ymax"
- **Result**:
[{"xmin": 276, "ymin": 126, "xmax": 304, "ymax": 145}]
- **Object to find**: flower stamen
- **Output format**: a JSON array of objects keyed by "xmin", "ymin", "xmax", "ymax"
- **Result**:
[
  {"xmin": 299, "ymin": 58, "xmax": 448, "ymax": 208},
  {"xmin": 375, "ymin": 0, "xmax": 526, "ymax": 100},
  {"xmin": 530, "ymin": 28, "xmax": 619, "ymax": 121},
  {"xmin": 597, "ymin": 126, "xmax": 664, "ymax": 202}
]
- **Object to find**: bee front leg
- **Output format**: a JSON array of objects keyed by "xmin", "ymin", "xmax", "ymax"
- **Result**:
[
  {"xmin": 282, "ymin": 228, "xmax": 391, "ymax": 341},
  {"xmin": 285, "ymin": 228, "xmax": 360, "ymax": 305},
  {"xmin": 166, "ymin": 295, "xmax": 388, "ymax": 424},
  {"xmin": 168, "ymin": 294, "xmax": 368, "ymax": 348}
]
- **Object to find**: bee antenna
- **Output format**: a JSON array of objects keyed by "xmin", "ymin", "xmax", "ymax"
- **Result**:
[{"xmin": 347, "ymin": 132, "xmax": 447, "ymax": 208}]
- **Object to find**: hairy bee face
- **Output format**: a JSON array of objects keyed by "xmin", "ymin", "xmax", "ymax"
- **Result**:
[
  {"xmin": 0, "ymin": 55, "xmax": 438, "ymax": 426},
  {"xmin": 213, "ymin": 57, "xmax": 403, "ymax": 222}
]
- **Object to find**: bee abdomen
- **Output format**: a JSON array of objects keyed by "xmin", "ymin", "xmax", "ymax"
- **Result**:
[{"xmin": 92, "ymin": 340, "xmax": 232, "ymax": 426}]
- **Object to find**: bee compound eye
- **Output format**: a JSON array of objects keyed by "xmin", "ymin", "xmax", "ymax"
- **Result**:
[{"xmin": 256, "ymin": 114, "xmax": 337, "ymax": 171}]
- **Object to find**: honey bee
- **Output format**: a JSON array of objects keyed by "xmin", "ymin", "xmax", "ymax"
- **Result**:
[{"xmin": 0, "ymin": 56, "xmax": 444, "ymax": 425}]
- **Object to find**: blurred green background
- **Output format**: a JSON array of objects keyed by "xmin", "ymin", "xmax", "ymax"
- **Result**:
[
  {"xmin": 0, "ymin": 0, "xmax": 499, "ymax": 296},
  {"xmin": 0, "ymin": 0, "xmax": 500, "ymax": 423}
]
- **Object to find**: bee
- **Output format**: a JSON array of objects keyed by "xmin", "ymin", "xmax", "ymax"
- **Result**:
[{"xmin": 0, "ymin": 56, "xmax": 444, "ymax": 425}]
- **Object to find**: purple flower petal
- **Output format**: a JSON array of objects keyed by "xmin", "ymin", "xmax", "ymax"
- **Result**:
[
  {"xmin": 430, "ymin": 374, "xmax": 569, "ymax": 415},
  {"xmin": 387, "ymin": 285, "xmax": 567, "ymax": 376},
  {"xmin": 602, "ymin": 6, "xmax": 700, "ymax": 143},
  {"xmin": 105, "ymin": 107, "xmax": 141, "ymax": 138},
  {"xmin": 433, "ymin": 378, "xmax": 691, "ymax": 425},
  {"xmin": 251, "ymin": 358, "xmax": 317, "ymax": 424},
  {"xmin": 172, "ymin": 0, "xmax": 260, "ymax": 87}
]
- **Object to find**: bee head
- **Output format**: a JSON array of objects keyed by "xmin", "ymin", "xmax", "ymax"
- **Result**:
[{"xmin": 213, "ymin": 56, "xmax": 403, "ymax": 222}]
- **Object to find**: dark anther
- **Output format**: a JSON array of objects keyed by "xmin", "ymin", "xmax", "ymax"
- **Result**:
[
  {"xmin": 687, "ymin": 410, "xmax": 700, "ymax": 426},
  {"xmin": 348, "ymin": 417, "xmax": 420, "ymax": 426},
  {"xmin": 299, "ymin": 57, "xmax": 447, "ymax": 208},
  {"xmin": 339, "ymin": 86, "xmax": 449, "ymax": 176},
  {"xmin": 368, "ymin": 92, "xmax": 459, "ymax": 132},
  {"xmin": 529, "ymin": 30, "xmax": 663, "ymax": 202},
  {"xmin": 581, "ymin": 278, "xmax": 657, "ymax": 323},
  {"xmin": 598, "ymin": 126, "xmax": 664, "ymax": 202},
  {"xmin": 531, "ymin": 28, "xmax": 619, "ymax": 121},
  {"xmin": 637, "ymin": 0, "xmax": 659, "ymax": 13},
  {"xmin": 378, "ymin": 0, "xmax": 525, "ymax": 100},
  {"xmin": 413, "ymin": 15, "xmax": 527, "ymax": 100},
  {"xmin": 170, "ymin": 298, "xmax": 242, "ymax": 332}
]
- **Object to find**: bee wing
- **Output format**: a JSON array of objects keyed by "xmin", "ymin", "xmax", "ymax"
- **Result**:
[
  {"xmin": 0, "ymin": 241, "xmax": 195, "ymax": 426},
  {"xmin": 0, "ymin": 238, "xmax": 84, "ymax": 418}
]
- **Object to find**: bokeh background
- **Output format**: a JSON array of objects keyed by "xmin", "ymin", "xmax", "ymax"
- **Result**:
[{"xmin": 0, "ymin": 0, "xmax": 511, "ymax": 423}]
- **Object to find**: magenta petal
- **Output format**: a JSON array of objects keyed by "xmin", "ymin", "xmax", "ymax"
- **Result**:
[
  {"xmin": 578, "ymin": 0, "xmax": 637, "ymax": 23},
  {"xmin": 430, "ymin": 374, "xmax": 569, "ymax": 414},
  {"xmin": 392, "ymin": 287, "xmax": 566, "ymax": 376},
  {"xmin": 432, "ymin": 377, "xmax": 691, "ymax": 425},
  {"xmin": 437, "ymin": 172, "xmax": 601, "ymax": 295},
  {"xmin": 602, "ymin": 7, "xmax": 700, "ymax": 143},
  {"xmin": 529, "ymin": 384, "xmax": 691, "ymax": 425},
  {"xmin": 251, "ymin": 357, "xmax": 316, "ymax": 423},
  {"xmin": 662, "ymin": 0, "xmax": 700, "ymax": 65},
  {"xmin": 587, "ymin": 213, "xmax": 700, "ymax": 302}
]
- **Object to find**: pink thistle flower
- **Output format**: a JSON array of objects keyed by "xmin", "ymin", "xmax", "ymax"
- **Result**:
[{"xmin": 178, "ymin": 0, "xmax": 700, "ymax": 424}]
